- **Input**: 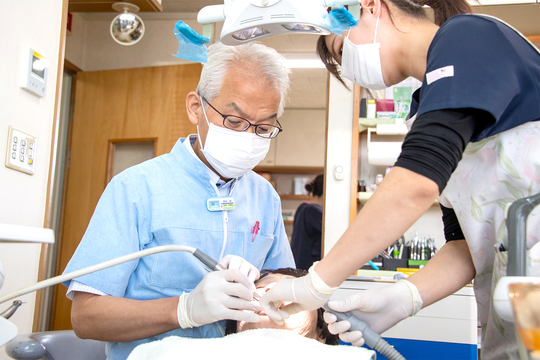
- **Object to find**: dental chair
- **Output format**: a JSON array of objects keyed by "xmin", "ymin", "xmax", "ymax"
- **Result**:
[{"xmin": 5, "ymin": 330, "xmax": 106, "ymax": 360}]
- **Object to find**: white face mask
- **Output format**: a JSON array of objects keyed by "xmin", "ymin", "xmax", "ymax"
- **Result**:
[
  {"xmin": 341, "ymin": 11, "xmax": 387, "ymax": 90},
  {"xmin": 197, "ymin": 103, "xmax": 271, "ymax": 179}
]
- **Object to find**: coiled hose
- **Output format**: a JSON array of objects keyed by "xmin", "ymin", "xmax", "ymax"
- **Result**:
[{"xmin": 323, "ymin": 303, "xmax": 406, "ymax": 360}]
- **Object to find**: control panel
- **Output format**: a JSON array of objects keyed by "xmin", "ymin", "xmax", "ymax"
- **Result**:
[
  {"xmin": 5, "ymin": 126, "xmax": 37, "ymax": 175},
  {"xmin": 20, "ymin": 48, "xmax": 48, "ymax": 97}
]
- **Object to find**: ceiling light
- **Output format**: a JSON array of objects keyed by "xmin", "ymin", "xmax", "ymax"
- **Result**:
[
  {"xmin": 282, "ymin": 53, "xmax": 326, "ymax": 68},
  {"xmin": 468, "ymin": 0, "xmax": 536, "ymax": 5}
]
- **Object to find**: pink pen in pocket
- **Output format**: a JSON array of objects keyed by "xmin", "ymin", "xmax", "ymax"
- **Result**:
[{"xmin": 251, "ymin": 221, "xmax": 260, "ymax": 242}]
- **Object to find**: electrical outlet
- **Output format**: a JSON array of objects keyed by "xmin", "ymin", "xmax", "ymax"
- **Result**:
[{"xmin": 5, "ymin": 126, "xmax": 37, "ymax": 175}]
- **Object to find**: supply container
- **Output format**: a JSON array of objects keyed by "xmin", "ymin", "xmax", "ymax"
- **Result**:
[
  {"xmin": 358, "ymin": 180, "xmax": 366, "ymax": 192},
  {"xmin": 293, "ymin": 177, "xmax": 311, "ymax": 196}
]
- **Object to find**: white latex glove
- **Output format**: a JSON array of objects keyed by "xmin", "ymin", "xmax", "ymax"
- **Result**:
[
  {"xmin": 177, "ymin": 269, "xmax": 262, "ymax": 328},
  {"xmin": 324, "ymin": 280, "xmax": 423, "ymax": 346},
  {"xmin": 219, "ymin": 254, "xmax": 260, "ymax": 283},
  {"xmin": 260, "ymin": 263, "xmax": 339, "ymax": 325}
]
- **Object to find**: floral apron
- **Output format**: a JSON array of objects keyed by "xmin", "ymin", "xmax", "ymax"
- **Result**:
[{"xmin": 438, "ymin": 121, "xmax": 540, "ymax": 359}]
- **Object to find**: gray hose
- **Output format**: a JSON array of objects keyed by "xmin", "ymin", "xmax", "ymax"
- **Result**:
[
  {"xmin": 323, "ymin": 303, "xmax": 406, "ymax": 360},
  {"xmin": 373, "ymin": 338, "xmax": 406, "ymax": 360}
]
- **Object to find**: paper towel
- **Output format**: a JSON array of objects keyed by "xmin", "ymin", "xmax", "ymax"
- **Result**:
[{"xmin": 368, "ymin": 142, "xmax": 403, "ymax": 166}]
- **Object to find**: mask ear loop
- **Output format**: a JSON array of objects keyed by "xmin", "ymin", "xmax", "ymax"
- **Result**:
[
  {"xmin": 373, "ymin": 8, "xmax": 381, "ymax": 43},
  {"xmin": 197, "ymin": 95, "xmax": 211, "ymax": 151}
]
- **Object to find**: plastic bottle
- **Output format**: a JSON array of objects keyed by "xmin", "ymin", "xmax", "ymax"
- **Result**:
[
  {"xmin": 375, "ymin": 174, "xmax": 384, "ymax": 185},
  {"xmin": 358, "ymin": 180, "xmax": 366, "ymax": 192}
]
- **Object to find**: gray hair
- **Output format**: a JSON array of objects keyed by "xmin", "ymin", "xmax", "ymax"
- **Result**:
[{"xmin": 196, "ymin": 42, "xmax": 291, "ymax": 118}]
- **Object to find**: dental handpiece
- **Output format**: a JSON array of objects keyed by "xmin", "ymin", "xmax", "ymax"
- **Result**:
[
  {"xmin": 192, "ymin": 249, "xmax": 261, "ymax": 301},
  {"xmin": 323, "ymin": 304, "xmax": 406, "ymax": 360}
]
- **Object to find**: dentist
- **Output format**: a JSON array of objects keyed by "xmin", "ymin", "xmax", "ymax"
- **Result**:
[
  {"xmin": 63, "ymin": 41, "xmax": 294, "ymax": 360},
  {"xmin": 260, "ymin": 1, "xmax": 540, "ymax": 359}
]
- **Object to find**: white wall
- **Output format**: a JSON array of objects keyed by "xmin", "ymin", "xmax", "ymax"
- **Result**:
[
  {"xmin": 323, "ymin": 76, "xmax": 355, "ymax": 255},
  {"xmin": 65, "ymin": 13, "xmax": 203, "ymax": 71},
  {"xmin": 0, "ymin": 2, "xmax": 64, "ymax": 358}
]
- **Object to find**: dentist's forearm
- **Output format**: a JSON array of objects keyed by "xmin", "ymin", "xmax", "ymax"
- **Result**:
[
  {"xmin": 71, "ymin": 292, "xmax": 180, "ymax": 342},
  {"xmin": 316, "ymin": 167, "xmax": 439, "ymax": 287}
]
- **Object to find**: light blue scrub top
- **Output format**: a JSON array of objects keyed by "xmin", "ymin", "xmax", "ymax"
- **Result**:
[{"xmin": 62, "ymin": 137, "xmax": 295, "ymax": 360}]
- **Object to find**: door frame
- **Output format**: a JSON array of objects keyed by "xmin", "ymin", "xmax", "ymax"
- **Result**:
[{"xmin": 34, "ymin": 58, "xmax": 81, "ymax": 332}]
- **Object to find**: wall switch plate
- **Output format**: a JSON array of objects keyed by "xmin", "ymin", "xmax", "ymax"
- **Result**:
[{"xmin": 5, "ymin": 126, "xmax": 37, "ymax": 175}]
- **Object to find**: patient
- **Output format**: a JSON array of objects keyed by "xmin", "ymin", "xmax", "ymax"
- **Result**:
[
  {"xmin": 225, "ymin": 268, "xmax": 339, "ymax": 345},
  {"xmin": 127, "ymin": 269, "xmax": 378, "ymax": 359}
]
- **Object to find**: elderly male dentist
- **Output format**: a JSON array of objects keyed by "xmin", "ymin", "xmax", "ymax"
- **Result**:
[{"xmin": 61, "ymin": 41, "xmax": 295, "ymax": 360}]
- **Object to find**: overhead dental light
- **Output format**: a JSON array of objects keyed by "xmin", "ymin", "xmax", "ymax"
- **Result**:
[
  {"xmin": 197, "ymin": 0, "xmax": 361, "ymax": 45},
  {"xmin": 110, "ymin": 2, "xmax": 145, "ymax": 46}
]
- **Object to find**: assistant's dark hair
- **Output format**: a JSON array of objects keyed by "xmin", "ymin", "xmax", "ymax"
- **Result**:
[
  {"xmin": 225, "ymin": 267, "xmax": 339, "ymax": 345},
  {"xmin": 316, "ymin": 0, "xmax": 473, "ymax": 85},
  {"xmin": 305, "ymin": 174, "xmax": 324, "ymax": 198}
]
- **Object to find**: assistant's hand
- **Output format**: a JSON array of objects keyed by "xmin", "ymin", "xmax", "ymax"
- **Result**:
[
  {"xmin": 219, "ymin": 254, "xmax": 260, "ymax": 283},
  {"xmin": 177, "ymin": 269, "xmax": 262, "ymax": 328},
  {"xmin": 324, "ymin": 280, "xmax": 423, "ymax": 346},
  {"xmin": 260, "ymin": 263, "xmax": 339, "ymax": 325}
]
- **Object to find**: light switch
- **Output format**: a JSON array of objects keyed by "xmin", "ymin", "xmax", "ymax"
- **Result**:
[
  {"xmin": 334, "ymin": 163, "xmax": 345, "ymax": 180},
  {"xmin": 5, "ymin": 126, "xmax": 37, "ymax": 175}
]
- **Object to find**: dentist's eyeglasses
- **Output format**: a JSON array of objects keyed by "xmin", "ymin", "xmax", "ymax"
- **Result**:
[{"xmin": 201, "ymin": 97, "xmax": 283, "ymax": 139}]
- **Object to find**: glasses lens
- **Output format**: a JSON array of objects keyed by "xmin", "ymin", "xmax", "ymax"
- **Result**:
[
  {"xmin": 224, "ymin": 116, "xmax": 250, "ymax": 131},
  {"xmin": 255, "ymin": 125, "xmax": 280, "ymax": 139}
]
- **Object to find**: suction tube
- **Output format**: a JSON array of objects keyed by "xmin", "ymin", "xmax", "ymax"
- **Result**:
[
  {"xmin": 323, "ymin": 304, "xmax": 406, "ymax": 360},
  {"xmin": 0, "ymin": 245, "xmax": 198, "ymax": 305}
]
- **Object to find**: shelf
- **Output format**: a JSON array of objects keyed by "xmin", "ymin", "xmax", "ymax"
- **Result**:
[
  {"xmin": 358, "ymin": 192, "xmax": 439, "ymax": 206},
  {"xmin": 284, "ymin": 221, "xmax": 294, "ymax": 225},
  {"xmin": 279, "ymin": 195, "xmax": 311, "ymax": 200},
  {"xmin": 254, "ymin": 166, "xmax": 324, "ymax": 174},
  {"xmin": 358, "ymin": 117, "xmax": 402, "ymax": 133}
]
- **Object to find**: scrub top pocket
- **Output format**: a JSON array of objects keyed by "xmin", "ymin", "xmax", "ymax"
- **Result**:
[
  {"xmin": 149, "ymin": 228, "xmax": 212, "ymax": 291},
  {"xmin": 242, "ymin": 233, "xmax": 274, "ymax": 270}
]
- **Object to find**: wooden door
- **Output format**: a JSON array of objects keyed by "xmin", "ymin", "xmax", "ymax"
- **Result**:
[{"xmin": 50, "ymin": 64, "xmax": 201, "ymax": 330}]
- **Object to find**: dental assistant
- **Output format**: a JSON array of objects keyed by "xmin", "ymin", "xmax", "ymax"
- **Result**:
[
  {"xmin": 62, "ymin": 42, "xmax": 295, "ymax": 360},
  {"xmin": 260, "ymin": 0, "xmax": 540, "ymax": 359}
]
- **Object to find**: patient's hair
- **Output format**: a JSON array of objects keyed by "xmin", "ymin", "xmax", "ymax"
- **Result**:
[{"xmin": 225, "ymin": 268, "xmax": 339, "ymax": 345}]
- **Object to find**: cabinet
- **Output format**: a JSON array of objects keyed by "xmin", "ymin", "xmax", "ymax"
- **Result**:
[
  {"xmin": 333, "ymin": 278, "xmax": 478, "ymax": 359},
  {"xmin": 259, "ymin": 109, "xmax": 326, "ymax": 167},
  {"xmin": 350, "ymin": 85, "xmax": 445, "ymax": 250},
  {"xmin": 255, "ymin": 108, "xmax": 326, "ymax": 242},
  {"xmin": 254, "ymin": 166, "xmax": 324, "ymax": 241}
]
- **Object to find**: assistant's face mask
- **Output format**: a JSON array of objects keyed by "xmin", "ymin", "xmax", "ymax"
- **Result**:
[
  {"xmin": 197, "ymin": 103, "xmax": 271, "ymax": 179},
  {"xmin": 341, "ymin": 10, "xmax": 387, "ymax": 90}
]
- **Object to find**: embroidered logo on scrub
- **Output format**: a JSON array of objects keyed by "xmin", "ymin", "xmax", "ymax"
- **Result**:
[{"xmin": 426, "ymin": 65, "xmax": 454, "ymax": 85}]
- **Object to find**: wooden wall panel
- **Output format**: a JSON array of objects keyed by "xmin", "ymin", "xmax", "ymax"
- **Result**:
[{"xmin": 50, "ymin": 63, "xmax": 201, "ymax": 330}]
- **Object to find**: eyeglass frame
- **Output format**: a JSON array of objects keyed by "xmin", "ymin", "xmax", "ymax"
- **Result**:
[{"xmin": 200, "ymin": 96, "xmax": 283, "ymax": 139}]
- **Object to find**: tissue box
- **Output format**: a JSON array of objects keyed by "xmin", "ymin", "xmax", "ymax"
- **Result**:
[
  {"xmin": 376, "ymin": 99, "xmax": 394, "ymax": 112},
  {"xmin": 393, "ymin": 87, "xmax": 413, "ymax": 101},
  {"xmin": 376, "ymin": 111, "xmax": 398, "ymax": 118},
  {"xmin": 394, "ymin": 100, "xmax": 411, "ymax": 118}
]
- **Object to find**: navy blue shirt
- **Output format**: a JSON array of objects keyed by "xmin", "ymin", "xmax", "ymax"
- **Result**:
[
  {"xmin": 290, "ymin": 202, "xmax": 322, "ymax": 271},
  {"xmin": 394, "ymin": 14, "xmax": 540, "ymax": 241},
  {"xmin": 412, "ymin": 14, "xmax": 540, "ymax": 141}
]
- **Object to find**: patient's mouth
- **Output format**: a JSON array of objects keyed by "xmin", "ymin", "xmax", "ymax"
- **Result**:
[{"xmin": 256, "ymin": 302, "xmax": 286, "ymax": 316}]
